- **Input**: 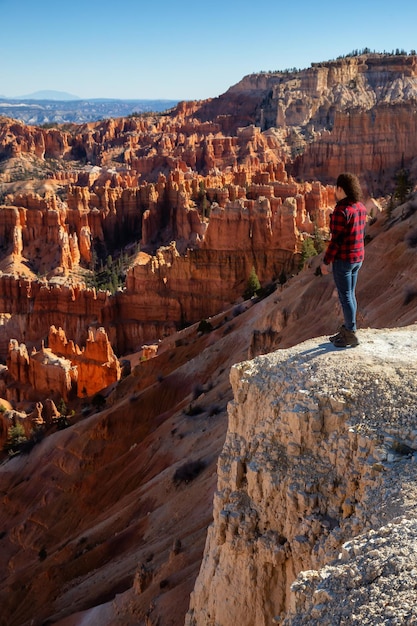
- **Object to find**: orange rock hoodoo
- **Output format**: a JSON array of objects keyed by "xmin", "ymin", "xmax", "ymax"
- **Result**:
[
  {"xmin": 5, "ymin": 326, "xmax": 120, "ymax": 403},
  {"xmin": 48, "ymin": 325, "xmax": 121, "ymax": 398}
]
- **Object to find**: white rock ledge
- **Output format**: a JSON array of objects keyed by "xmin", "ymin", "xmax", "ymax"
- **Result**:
[{"xmin": 186, "ymin": 326, "xmax": 417, "ymax": 626}]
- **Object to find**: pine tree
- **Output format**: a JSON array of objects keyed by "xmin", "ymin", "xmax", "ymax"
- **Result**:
[
  {"xmin": 299, "ymin": 238, "xmax": 317, "ymax": 269},
  {"xmin": 4, "ymin": 423, "xmax": 27, "ymax": 454},
  {"xmin": 243, "ymin": 266, "xmax": 261, "ymax": 300},
  {"xmin": 394, "ymin": 168, "xmax": 412, "ymax": 205}
]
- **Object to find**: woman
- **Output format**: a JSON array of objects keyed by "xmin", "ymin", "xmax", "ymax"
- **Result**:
[{"xmin": 321, "ymin": 172, "xmax": 367, "ymax": 347}]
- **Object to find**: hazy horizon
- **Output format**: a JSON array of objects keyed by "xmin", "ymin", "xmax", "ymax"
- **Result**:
[{"xmin": 0, "ymin": 89, "xmax": 179, "ymax": 102}]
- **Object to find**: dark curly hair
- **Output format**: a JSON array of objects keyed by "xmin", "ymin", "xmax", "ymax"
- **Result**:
[{"xmin": 336, "ymin": 172, "xmax": 363, "ymax": 202}]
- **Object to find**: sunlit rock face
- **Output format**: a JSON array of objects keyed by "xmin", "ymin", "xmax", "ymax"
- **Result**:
[
  {"xmin": 201, "ymin": 53, "xmax": 417, "ymax": 190},
  {"xmin": 2, "ymin": 326, "xmax": 120, "ymax": 413},
  {"xmin": 186, "ymin": 327, "xmax": 417, "ymax": 626}
]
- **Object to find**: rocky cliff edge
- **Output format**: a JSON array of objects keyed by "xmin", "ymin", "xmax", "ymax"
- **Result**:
[{"xmin": 186, "ymin": 326, "xmax": 417, "ymax": 625}]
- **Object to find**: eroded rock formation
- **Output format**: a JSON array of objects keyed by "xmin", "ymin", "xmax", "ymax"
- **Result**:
[
  {"xmin": 1, "ymin": 53, "xmax": 416, "ymax": 363},
  {"xmin": 0, "ymin": 159, "xmax": 334, "ymax": 356},
  {"xmin": 186, "ymin": 327, "xmax": 417, "ymax": 625},
  {"xmin": 3, "ymin": 326, "xmax": 120, "ymax": 406},
  {"xmin": 199, "ymin": 53, "xmax": 417, "ymax": 189},
  {"xmin": 0, "ymin": 53, "xmax": 417, "ymax": 624},
  {"xmin": 0, "ymin": 278, "xmax": 109, "ymax": 357}
]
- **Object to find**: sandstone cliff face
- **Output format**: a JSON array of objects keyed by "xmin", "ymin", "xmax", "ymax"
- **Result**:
[
  {"xmin": 197, "ymin": 53, "xmax": 417, "ymax": 192},
  {"xmin": 122, "ymin": 190, "xmax": 316, "ymax": 336},
  {"xmin": 0, "ymin": 278, "xmax": 108, "ymax": 357},
  {"xmin": 228, "ymin": 54, "xmax": 417, "ymax": 129},
  {"xmin": 186, "ymin": 327, "xmax": 417, "ymax": 625},
  {"xmin": 0, "ymin": 52, "xmax": 417, "ymax": 626},
  {"xmin": 73, "ymin": 326, "xmax": 121, "ymax": 397},
  {"xmin": 0, "ymin": 304, "xmax": 237, "ymax": 626},
  {"xmin": 2, "ymin": 54, "xmax": 416, "ymax": 197},
  {"xmin": 292, "ymin": 103, "xmax": 417, "ymax": 193}
]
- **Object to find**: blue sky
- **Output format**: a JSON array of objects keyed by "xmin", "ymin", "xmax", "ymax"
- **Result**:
[{"xmin": 1, "ymin": 0, "xmax": 416, "ymax": 101}]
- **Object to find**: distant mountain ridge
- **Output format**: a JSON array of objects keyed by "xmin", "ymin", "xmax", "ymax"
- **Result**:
[
  {"xmin": 12, "ymin": 90, "xmax": 81, "ymax": 101},
  {"xmin": 0, "ymin": 97, "xmax": 179, "ymax": 124}
]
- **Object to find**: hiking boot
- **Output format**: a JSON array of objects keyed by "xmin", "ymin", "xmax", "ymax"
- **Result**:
[
  {"xmin": 329, "ymin": 325, "xmax": 346, "ymax": 343},
  {"xmin": 333, "ymin": 328, "xmax": 359, "ymax": 348}
]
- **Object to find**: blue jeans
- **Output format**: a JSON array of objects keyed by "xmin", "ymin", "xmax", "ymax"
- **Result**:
[{"xmin": 332, "ymin": 260, "xmax": 362, "ymax": 331}]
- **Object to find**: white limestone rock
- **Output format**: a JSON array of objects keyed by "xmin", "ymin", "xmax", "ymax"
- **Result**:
[{"xmin": 186, "ymin": 326, "xmax": 417, "ymax": 626}]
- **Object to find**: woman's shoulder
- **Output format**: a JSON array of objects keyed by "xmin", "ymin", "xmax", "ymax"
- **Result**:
[{"xmin": 353, "ymin": 201, "xmax": 367, "ymax": 213}]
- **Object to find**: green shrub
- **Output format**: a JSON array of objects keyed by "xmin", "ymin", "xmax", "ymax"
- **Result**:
[
  {"xmin": 394, "ymin": 168, "xmax": 413, "ymax": 205},
  {"xmin": 184, "ymin": 404, "xmax": 204, "ymax": 416},
  {"xmin": 197, "ymin": 319, "xmax": 213, "ymax": 334},
  {"xmin": 57, "ymin": 398, "xmax": 67, "ymax": 416},
  {"xmin": 38, "ymin": 547, "xmax": 47, "ymax": 561},
  {"xmin": 4, "ymin": 423, "xmax": 28, "ymax": 455},
  {"xmin": 243, "ymin": 266, "xmax": 261, "ymax": 300},
  {"xmin": 92, "ymin": 393, "xmax": 106, "ymax": 410},
  {"xmin": 173, "ymin": 459, "xmax": 206, "ymax": 484},
  {"xmin": 299, "ymin": 237, "xmax": 317, "ymax": 269}
]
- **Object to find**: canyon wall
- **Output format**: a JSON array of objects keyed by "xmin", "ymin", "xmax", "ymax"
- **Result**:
[
  {"xmin": 186, "ymin": 327, "xmax": 417, "ymax": 625},
  {"xmin": 197, "ymin": 53, "xmax": 417, "ymax": 192},
  {"xmin": 291, "ymin": 103, "xmax": 417, "ymax": 193},
  {"xmin": 48, "ymin": 325, "xmax": 121, "ymax": 398},
  {"xmin": 0, "ymin": 277, "xmax": 108, "ymax": 356},
  {"xmin": 227, "ymin": 54, "xmax": 417, "ymax": 127},
  {"xmin": 4, "ymin": 54, "xmax": 417, "ymax": 193}
]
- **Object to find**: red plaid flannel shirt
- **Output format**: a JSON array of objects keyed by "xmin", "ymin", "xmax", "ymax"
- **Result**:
[{"xmin": 324, "ymin": 198, "xmax": 367, "ymax": 264}]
